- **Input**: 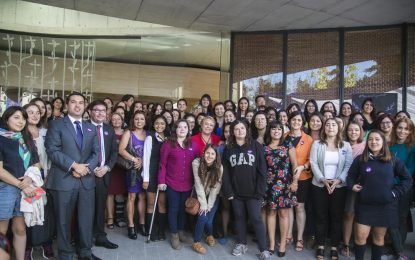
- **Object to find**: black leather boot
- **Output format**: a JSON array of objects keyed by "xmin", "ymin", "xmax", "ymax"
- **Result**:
[
  {"xmin": 158, "ymin": 213, "xmax": 167, "ymax": 241},
  {"xmin": 138, "ymin": 224, "xmax": 148, "ymax": 236},
  {"xmin": 128, "ymin": 227, "xmax": 137, "ymax": 240},
  {"xmin": 146, "ymin": 213, "xmax": 158, "ymax": 241}
]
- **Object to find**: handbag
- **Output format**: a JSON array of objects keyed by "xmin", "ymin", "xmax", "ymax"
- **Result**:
[
  {"xmin": 127, "ymin": 167, "xmax": 143, "ymax": 187},
  {"xmin": 185, "ymin": 187, "xmax": 200, "ymax": 215},
  {"xmin": 116, "ymin": 135, "xmax": 134, "ymax": 170}
]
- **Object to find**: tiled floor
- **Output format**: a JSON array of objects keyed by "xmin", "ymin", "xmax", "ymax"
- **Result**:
[
  {"xmin": 30, "ymin": 210, "xmax": 415, "ymax": 260},
  {"xmin": 89, "ymin": 227, "xmax": 415, "ymax": 260}
]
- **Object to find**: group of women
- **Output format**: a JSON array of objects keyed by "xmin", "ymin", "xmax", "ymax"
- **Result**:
[{"xmin": 0, "ymin": 93, "xmax": 413, "ymax": 260}]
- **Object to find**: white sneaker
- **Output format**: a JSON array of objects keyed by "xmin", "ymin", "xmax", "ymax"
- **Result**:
[
  {"xmin": 232, "ymin": 244, "xmax": 248, "ymax": 256},
  {"xmin": 259, "ymin": 250, "xmax": 271, "ymax": 259}
]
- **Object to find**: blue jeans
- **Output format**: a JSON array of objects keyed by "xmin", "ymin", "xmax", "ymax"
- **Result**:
[
  {"xmin": 166, "ymin": 187, "xmax": 191, "ymax": 233},
  {"xmin": 193, "ymin": 199, "xmax": 219, "ymax": 242},
  {"xmin": 0, "ymin": 182, "xmax": 22, "ymax": 220}
]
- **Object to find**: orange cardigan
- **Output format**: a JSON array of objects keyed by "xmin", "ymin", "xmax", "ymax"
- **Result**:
[{"xmin": 286, "ymin": 131, "xmax": 313, "ymax": 181}]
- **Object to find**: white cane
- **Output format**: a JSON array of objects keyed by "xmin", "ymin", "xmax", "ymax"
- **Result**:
[{"xmin": 146, "ymin": 187, "xmax": 160, "ymax": 243}]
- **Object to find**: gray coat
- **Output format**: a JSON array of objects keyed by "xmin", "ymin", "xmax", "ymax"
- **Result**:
[
  {"xmin": 310, "ymin": 140, "xmax": 353, "ymax": 188},
  {"xmin": 45, "ymin": 116, "xmax": 100, "ymax": 191}
]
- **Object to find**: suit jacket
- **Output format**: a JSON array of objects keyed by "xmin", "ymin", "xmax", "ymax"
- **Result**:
[
  {"xmin": 91, "ymin": 122, "xmax": 118, "ymax": 187},
  {"xmin": 45, "ymin": 116, "xmax": 100, "ymax": 191}
]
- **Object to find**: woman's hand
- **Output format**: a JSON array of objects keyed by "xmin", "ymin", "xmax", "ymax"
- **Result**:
[
  {"xmin": 143, "ymin": 182, "xmax": 149, "ymax": 190},
  {"xmin": 198, "ymin": 209, "xmax": 208, "ymax": 216},
  {"xmin": 18, "ymin": 176, "xmax": 32, "ymax": 190},
  {"xmin": 328, "ymin": 179, "xmax": 341, "ymax": 194},
  {"xmin": 293, "ymin": 166, "xmax": 304, "ymax": 179},
  {"xmin": 133, "ymin": 157, "xmax": 142, "ymax": 170},
  {"xmin": 23, "ymin": 187, "xmax": 35, "ymax": 197},
  {"xmin": 352, "ymin": 184, "xmax": 363, "ymax": 192},
  {"xmin": 158, "ymin": 184, "xmax": 167, "ymax": 191},
  {"xmin": 323, "ymin": 180, "xmax": 332, "ymax": 193},
  {"xmin": 289, "ymin": 182, "xmax": 298, "ymax": 192}
]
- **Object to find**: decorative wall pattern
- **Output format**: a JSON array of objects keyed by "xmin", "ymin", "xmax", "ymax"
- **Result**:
[{"xmin": 0, "ymin": 33, "xmax": 96, "ymax": 108}]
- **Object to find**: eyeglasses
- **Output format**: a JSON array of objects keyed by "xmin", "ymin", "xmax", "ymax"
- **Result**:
[
  {"xmin": 92, "ymin": 109, "xmax": 107, "ymax": 114},
  {"xmin": 381, "ymin": 121, "xmax": 392, "ymax": 126}
]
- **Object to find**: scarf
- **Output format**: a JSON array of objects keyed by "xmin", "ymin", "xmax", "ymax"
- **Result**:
[
  {"xmin": 0, "ymin": 128, "xmax": 31, "ymax": 170},
  {"xmin": 369, "ymin": 151, "xmax": 383, "ymax": 160}
]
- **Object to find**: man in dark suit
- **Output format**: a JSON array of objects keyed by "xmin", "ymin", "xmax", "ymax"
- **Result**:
[
  {"xmin": 87, "ymin": 100, "xmax": 118, "ymax": 249},
  {"xmin": 45, "ymin": 92, "xmax": 100, "ymax": 260}
]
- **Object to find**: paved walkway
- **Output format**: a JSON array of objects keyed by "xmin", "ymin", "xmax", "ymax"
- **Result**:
[
  {"xmin": 89, "ymin": 227, "xmax": 415, "ymax": 260},
  {"xmin": 30, "ymin": 210, "xmax": 415, "ymax": 259}
]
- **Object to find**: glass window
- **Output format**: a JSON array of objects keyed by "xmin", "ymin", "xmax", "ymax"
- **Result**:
[
  {"xmin": 232, "ymin": 34, "xmax": 283, "ymax": 108},
  {"xmin": 344, "ymin": 28, "xmax": 402, "ymax": 115},
  {"xmin": 287, "ymin": 31, "xmax": 339, "ymax": 111}
]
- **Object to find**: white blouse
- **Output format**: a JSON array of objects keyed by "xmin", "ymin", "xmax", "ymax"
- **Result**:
[{"xmin": 324, "ymin": 150, "xmax": 339, "ymax": 180}]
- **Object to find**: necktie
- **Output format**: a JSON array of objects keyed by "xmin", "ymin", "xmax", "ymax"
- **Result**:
[
  {"xmin": 96, "ymin": 125, "xmax": 102, "ymax": 165},
  {"xmin": 74, "ymin": 121, "xmax": 83, "ymax": 149}
]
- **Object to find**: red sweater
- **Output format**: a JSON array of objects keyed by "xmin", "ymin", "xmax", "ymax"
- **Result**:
[{"xmin": 191, "ymin": 133, "xmax": 220, "ymax": 157}]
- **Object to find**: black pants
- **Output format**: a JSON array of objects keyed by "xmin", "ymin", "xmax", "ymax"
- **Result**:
[
  {"xmin": 232, "ymin": 198, "xmax": 267, "ymax": 251},
  {"xmin": 312, "ymin": 185, "xmax": 347, "ymax": 247},
  {"xmin": 51, "ymin": 188, "xmax": 95, "ymax": 260},
  {"xmin": 94, "ymin": 177, "xmax": 109, "ymax": 242},
  {"xmin": 389, "ymin": 188, "xmax": 413, "ymax": 253}
]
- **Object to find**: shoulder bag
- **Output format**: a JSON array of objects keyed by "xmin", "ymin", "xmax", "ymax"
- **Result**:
[{"xmin": 116, "ymin": 134, "xmax": 134, "ymax": 170}]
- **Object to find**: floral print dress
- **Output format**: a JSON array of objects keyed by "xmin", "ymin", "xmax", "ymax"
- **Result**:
[{"xmin": 264, "ymin": 143, "xmax": 297, "ymax": 209}]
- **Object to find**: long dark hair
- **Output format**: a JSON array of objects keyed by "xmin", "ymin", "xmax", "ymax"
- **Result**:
[
  {"xmin": 304, "ymin": 99, "xmax": 318, "ymax": 122},
  {"xmin": 264, "ymin": 120, "xmax": 286, "ymax": 146},
  {"xmin": 52, "ymin": 97, "xmax": 64, "ymax": 112},
  {"xmin": 150, "ymin": 103, "xmax": 162, "ymax": 116},
  {"xmin": 2, "ymin": 106, "xmax": 35, "ymax": 156},
  {"xmin": 286, "ymin": 103, "xmax": 301, "ymax": 116},
  {"xmin": 129, "ymin": 111, "xmax": 147, "ymax": 131},
  {"xmin": 198, "ymin": 144, "xmax": 222, "ymax": 189},
  {"xmin": 320, "ymin": 101, "xmax": 337, "ymax": 116},
  {"xmin": 163, "ymin": 100, "xmax": 173, "ymax": 111},
  {"xmin": 375, "ymin": 113, "xmax": 394, "ymax": 132},
  {"xmin": 227, "ymin": 119, "xmax": 251, "ymax": 149},
  {"xmin": 395, "ymin": 110, "xmax": 411, "ymax": 120},
  {"xmin": 161, "ymin": 109, "xmax": 174, "ymax": 129},
  {"xmin": 251, "ymin": 111, "xmax": 268, "ymax": 140},
  {"xmin": 224, "ymin": 100, "xmax": 236, "ymax": 111},
  {"xmin": 361, "ymin": 129, "xmax": 392, "ymax": 162},
  {"xmin": 339, "ymin": 102, "xmax": 354, "ymax": 118},
  {"xmin": 345, "ymin": 121, "xmax": 364, "ymax": 144},
  {"xmin": 151, "ymin": 114, "xmax": 171, "ymax": 137},
  {"xmin": 30, "ymin": 97, "xmax": 48, "ymax": 128},
  {"xmin": 319, "ymin": 118, "xmax": 344, "ymax": 148},
  {"xmin": 168, "ymin": 119, "xmax": 192, "ymax": 148},
  {"xmin": 237, "ymin": 97, "xmax": 250, "ymax": 118},
  {"xmin": 361, "ymin": 98, "xmax": 376, "ymax": 120},
  {"xmin": 306, "ymin": 112, "xmax": 324, "ymax": 135},
  {"xmin": 199, "ymin": 94, "xmax": 213, "ymax": 115}
]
